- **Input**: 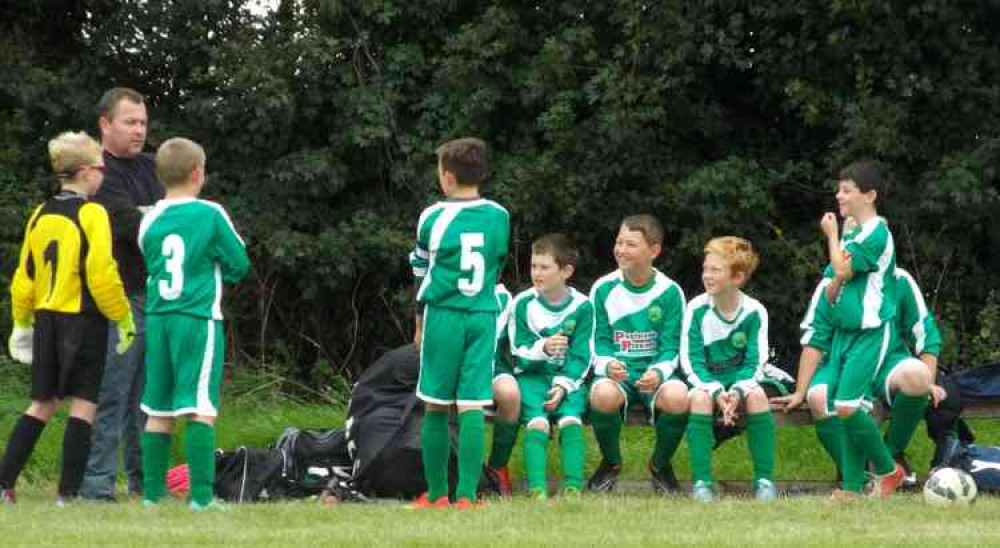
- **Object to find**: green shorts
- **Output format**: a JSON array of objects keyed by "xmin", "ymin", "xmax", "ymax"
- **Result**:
[
  {"xmin": 591, "ymin": 368, "xmax": 687, "ymax": 424},
  {"xmin": 826, "ymin": 323, "xmax": 895, "ymax": 410},
  {"xmin": 141, "ymin": 314, "xmax": 224, "ymax": 418},
  {"xmin": 518, "ymin": 373, "xmax": 588, "ymax": 427},
  {"xmin": 493, "ymin": 351, "xmax": 515, "ymax": 380},
  {"xmin": 871, "ymin": 344, "xmax": 923, "ymax": 405},
  {"xmin": 418, "ymin": 305, "xmax": 497, "ymax": 405},
  {"xmin": 689, "ymin": 368, "xmax": 762, "ymax": 399}
]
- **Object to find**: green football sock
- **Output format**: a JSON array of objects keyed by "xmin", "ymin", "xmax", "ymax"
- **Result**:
[
  {"xmin": 185, "ymin": 422, "xmax": 215, "ymax": 506},
  {"xmin": 142, "ymin": 431, "xmax": 172, "ymax": 503},
  {"xmin": 814, "ymin": 416, "xmax": 844, "ymax": 471},
  {"xmin": 686, "ymin": 413, "xmax": 715, "ymax": 485},
  {"xmin": 456, "ymin": 409, "xmax": 486, "ymax": 501},
  {"xmin": 840, "ymin": 427, "xmax": 867, "ymax": 492},
  {"xmin": 746, "ymin": 411, "xmax": 776, "ymax": 482},
  {"xmin": 421, "ymin": 410, "xmax": 450, "ymax": 501},
  {"xmin": 844, "ymin": 409, "xmax": 895, "ymax": 476},
  {"xmin": 589, "ymin": 409, "xmax": 623, "ymax": 465},
  {"xmin": 488, "ymin": 420, "xmax": 519, "ymax": 470},
  {"xmin": 559, "ymin": 424, "xmax": 585, "ymax": 491},
  {"xmin": 652, "ymin": 412, "xmax": 687, "ymax": 469},
  {"xmin": 886, "ymin": 392, "xmax": 930, "ymax": 456},
  {"xmin": 523, "ymin": 428, "xmax": 549, "ymax": 494}
]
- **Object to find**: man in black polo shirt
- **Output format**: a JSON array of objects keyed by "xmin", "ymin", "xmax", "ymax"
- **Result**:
[{"xmin": 81, "ymin": 87, "xmax": 165, "ymax": 501}]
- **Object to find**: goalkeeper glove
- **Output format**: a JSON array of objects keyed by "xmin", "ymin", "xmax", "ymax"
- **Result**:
[
  {"xmin": 8, "ymin": 319, "xmax": 33, "ymax": 364},
  {"xmin": 116, "ymin": 310, "xmax": 136, "ymax": 355}
]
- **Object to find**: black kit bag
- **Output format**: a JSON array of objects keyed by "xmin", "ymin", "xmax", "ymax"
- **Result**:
[
  {"xmin": 274, "ymin": 426, "xmax": 353, "ymax": 496},
  {"xmin": 213, "ymin": 446, "xmax": 289, "ymax": 503},
  {"xmin": 344, "ymin": 344, "xmax": 497, "ymax": 499}
]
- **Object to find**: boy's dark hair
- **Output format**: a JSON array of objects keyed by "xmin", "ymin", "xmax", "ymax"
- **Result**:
[
  {"xmin": 97, "ymin": 87, "xmax": 145, "ymax": 120},
  {"xmin": 838, "ymin": 160, "xmax": 889, "ymax": 195},
  {"xmin": 532, "ymin": 233, "xmax": 579, "ymax": 269},
  {"xmin": 621, "ymin": 214, "xmax": 664, "ymax": 246},
  {"xmin": 436, "ymin": 138, "xmax": 489, "ymax": 186}
]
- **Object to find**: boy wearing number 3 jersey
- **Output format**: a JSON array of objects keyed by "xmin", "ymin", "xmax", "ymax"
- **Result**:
[
  {"xmin": 138, "ymin": 138, "xmax": 249, "ymax": 510},
  {"xmin": 408, "ymin": 138, "xmax": 509, "ymax": 508}
]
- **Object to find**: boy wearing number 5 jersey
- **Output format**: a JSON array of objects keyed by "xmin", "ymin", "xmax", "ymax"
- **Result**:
[
  {"xmin": 408, "ymin": 138, "xmax": 509, "ymax": 509},
  {"xmin": 138, "ymin": 138, "xmax": 249, "ymax": 510}
]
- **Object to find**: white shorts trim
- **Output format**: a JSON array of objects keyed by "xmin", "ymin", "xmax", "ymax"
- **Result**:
[
  {"xmin": 807, "ymin": 384, "xmax": 836, "ymax": 418},
  {"xmin": 558, "ymin": 416, "xmax": 583, "ymax": 428},
  {"xmin": 417, "ymin": 392, "xmax": 454, "ymax": 406},
  {"xmin": 526, "ymin": 418, "xmax": 550, "ymax": 431}
]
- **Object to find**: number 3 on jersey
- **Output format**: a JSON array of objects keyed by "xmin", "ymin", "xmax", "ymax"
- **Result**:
[
  {"xmin": 159, "ymin": 234, "xmax": 185, "ymax": 300},
  {"xmin": 458, "ymin": 232, "xmax": 485, "ymax": 296}
]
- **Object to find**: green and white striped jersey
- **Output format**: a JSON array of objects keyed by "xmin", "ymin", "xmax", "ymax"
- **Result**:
[
  {"xmin": 800, "ymin": 277, "xmax": 835, "ymax": 353},
  {"xmin": 892, "ymin": 268, "xmax": 941, "ymax": 356},
  {"xmin": 590, "ymin": 269, "xmax": 685, "ymax": 379},
  {"xmin": 509, "ymin": 287, "xmax": 594, "ymax": 394},
  {"xmin": 138, "ymin": 198, "xmax": 250, "ymax": 319},
  {"xmin": 823, "ymin": 216, "xmax": 897, "ymax": 330},
  {"xmin": 800, "ymin": 267, "xmax": 941, "ymax": 357},
  {"xmin": 409, "ymin": 198, "xmax": 509, "ymax": 311},
  {"xmin": 494, "ymin": 284, "xmax": 513, "ymax": 373},
  {"xmin": 680, "ymin": 291, "xmax": 769, "ymax": 392}
]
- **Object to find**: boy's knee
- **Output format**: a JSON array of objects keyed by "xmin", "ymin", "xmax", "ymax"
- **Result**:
[
  {"xmin": 589, "ymin": 380, "xmax": 624, "ymax": 412},
  {"xmin": 835, "ymin": 405, "xmax": 859, "ymax": 420},
  {"xmin": 806, "ymin": 385, "xmax": 829, "ymax": 418},
  {"xmin": 26, "ymin": 399, "xmax": 59, "ymax": 422},
  {"xmin": 426, "ymin": 402, "xmax": 450, "ymax": 413},
  {"xmin": 655, "ymin": 381, "xmax": 689, "ymax": 413},
  {"xmin": 68, "ymin": 399, "xmax": 98, "ymax": 423},
  {"xmin": 526, "ymin": 418, "xmax": 550, "ymax": 434},
  {"xmin": 492, "ymin": 377, "xmax": 521, "ymax": 421},
  {"xmin": 688, "ymin": 389, "xmax": 713, "ymax": 413},
  {"xmin": 893, "ymin": 362, "xmax": 932, "ymax": 395},
  {"xmin": 744, "ymin": 389, "xmax": 768, "ymax": 412}
]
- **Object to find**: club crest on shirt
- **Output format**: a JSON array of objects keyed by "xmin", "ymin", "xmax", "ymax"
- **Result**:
[
  {"xmin": 730, "ymin": 331, "xmax": 748, "ymax": 350},
  {"xmin": 647, "ymin": 305, "xmax": 663, "ymax": 323},
  {"xmin": 562, "ymin": 319, "xmax": 577, "ymax": 336}
]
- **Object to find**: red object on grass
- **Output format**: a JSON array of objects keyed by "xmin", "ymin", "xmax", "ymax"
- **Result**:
[{"xmin": 167, "ymin": 464, "xmax": 190, "ymax": 496}]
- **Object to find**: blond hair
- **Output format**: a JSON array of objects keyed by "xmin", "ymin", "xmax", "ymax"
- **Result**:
[
  {"xmin": 704, "ymin": 236, "xmax": 759, "ymax": 280},
  {"xmin": 156, "ymin": 137, "xmax": 205, "ymax": 187},
  {"xmin": 48, "ymin": 131, "xmax": 102, "ymax": 177}
]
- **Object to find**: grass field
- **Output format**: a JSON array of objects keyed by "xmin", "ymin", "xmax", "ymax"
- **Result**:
[
  {"xmin": 1, "ymin": 490, "xmax": 998, "ymax": 547},
  {"xmin": 1, "ymin": 362, "xmax": 999, "ymax": 547}
]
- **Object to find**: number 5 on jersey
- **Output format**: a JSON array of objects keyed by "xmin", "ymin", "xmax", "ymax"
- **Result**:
[
  {"xmin": 458, "ymin": 232, "xmax": 485, "ymax": 296},
  {"xmin": 159, "ymin": 234, "xmax": 185, "ymax": 300}
]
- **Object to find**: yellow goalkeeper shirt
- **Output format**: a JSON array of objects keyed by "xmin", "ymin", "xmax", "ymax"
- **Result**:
[{"xmin": 10, "ymin": 190, "xmax": 129, "ymax": 323}]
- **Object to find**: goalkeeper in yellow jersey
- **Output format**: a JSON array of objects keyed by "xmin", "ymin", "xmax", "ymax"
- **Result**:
[{"xmin": 0, "ymin": 131, "xmax": 134, "ymax": 505}]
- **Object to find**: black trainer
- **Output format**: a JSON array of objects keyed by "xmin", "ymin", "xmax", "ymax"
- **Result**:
[
  {"xmin": 587, "ymin": 459, "xmax": 621, "ymax": 492},
  {"xmin": 648, "ymin": 460, "xmax": 681, "ymax": 495}
]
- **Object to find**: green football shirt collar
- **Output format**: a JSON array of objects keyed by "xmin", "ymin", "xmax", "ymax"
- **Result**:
[{"xmin": 620, "ymin": 269, "xmax": 657, "ymax": 293}]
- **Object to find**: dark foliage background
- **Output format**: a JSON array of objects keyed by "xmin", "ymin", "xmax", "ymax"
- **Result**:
[{"xmin": 3, "ymin": 1, "xmax": 1000, "ymax": 394}]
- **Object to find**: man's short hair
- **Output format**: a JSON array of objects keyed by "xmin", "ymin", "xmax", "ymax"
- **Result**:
[
  {"xmin": 532, "ymin": 233, "xmax": 579, "ymax": 269},
  {"xmin": 48, "ymin": 131, "xmax": 102, "ymax": 176},
  {"xmin": 621, "ymin": 214, "xmax": 664, "ymax": 246},
  {"xmin": 97, "ymin": 87, "xmax": 145, "ymax": 121},
  {"xmin": 156, "ymin": 137, "xmax": 205, "ymax": 187},
  {"xmin": 704, "ymin": 236, "xmax": 760, "ymax": 280},
  {"xmin": 838, "ymin": 160, "xmax": 889, "ymax": 195},
  {"xmin": 436, "ymin": 138, "xmax": 489, "ymax": 186}
]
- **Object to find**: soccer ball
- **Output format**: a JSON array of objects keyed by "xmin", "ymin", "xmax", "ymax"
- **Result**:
[{"xmin": 923, "ymin": 467, "xmax": 977, "ymax": 506}]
